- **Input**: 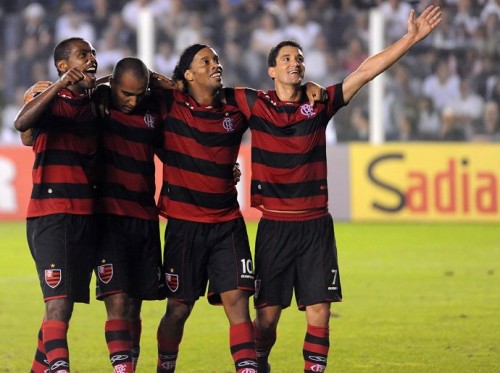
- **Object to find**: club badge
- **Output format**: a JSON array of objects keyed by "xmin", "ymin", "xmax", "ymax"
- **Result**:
[
  {"xmin": 97, "ymin": 263, "xmax": 113, "ymax": 284},
  {"xmin": 300, "ymin": 103, "xmax": 315, "ymax": 118},
  {"xmin": 166, "ymin": 273, "xmax": 179, "ymax": 292},
  {"xmin": 45, "ymin": 269, "xmax": 61, "ymax": 288}
]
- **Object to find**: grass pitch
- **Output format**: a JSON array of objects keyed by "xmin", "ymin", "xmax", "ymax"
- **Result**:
[{"xmin": 0, "ymin": 221, "xmax": 499, "ymax": 372}]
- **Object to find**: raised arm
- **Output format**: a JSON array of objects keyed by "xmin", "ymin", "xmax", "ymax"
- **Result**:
[
  {"xmin": 342, "ymin": 5, "xmax": 441, "ymax": 103},
  {"xmin": 14, "ymin": 61, "xmax": 93, "ymax": 132}
]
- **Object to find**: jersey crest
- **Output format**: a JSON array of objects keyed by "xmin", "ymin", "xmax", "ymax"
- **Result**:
[
  {"xmin": 222, "ymin": 114, "xmax": 235, "ymax": 132},
  {"xmin": 45, "ymin": 268, "xmax": 62, "ymax": 288},
  {"xmin": 97, "ymin": 263, "xmax": 113, "ymax": 284},
  {"xmin": 166, "ymin": 273, "xmax": 179, "ymax": 292},
  {"xmin": 300, "ymin": 103, "xmax": 315, "ymax": 118},
  {"xmin": 144, "ymin": 112, "xmax": 155, "ymax": 128}
]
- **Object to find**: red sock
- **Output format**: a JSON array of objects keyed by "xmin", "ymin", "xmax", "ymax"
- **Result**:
[
  {"xmin": 129, "ymin": 319, "xmax": 142, "ymax": 370},
  {"xmin": 253, "ymin": 320, "xmax": 276, "ymax": 370},
  {"xmin": 42, "ymin": 320, "xmax": 69, "ymax": 373},
  {"xmin": 303, "ymin": 324, "xmax": 329, "ymax": 372},
  {"xmin": 230, "ymin": 321, "xmax": 257, "ymax": 373},
  {"xmin": 157, "ymin": 328, "xmax": 182, "ymax": 373},
  {"xmin": 105, "ymin": 319, "xmax": 134, "ymax": 372},
  {"xmin": 31, "ymin": 325, "xmax": 49, "ymax": 373}
]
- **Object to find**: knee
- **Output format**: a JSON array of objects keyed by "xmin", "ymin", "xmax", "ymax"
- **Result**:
[
  {"xmin": 255, "ymin": 308, "xmax": 281, "ymax": 334},
  {"xmin": 306, "ymin": 303, "xmax": 331, "ymax": 326},
  {"xmin": 104, "ymin": 293, "xmax": 130, "ymax": 319},
  {"xmin": 45, "ymin": 298, "xmax": 73, "ymax": 322},
  {"xmin": 128, "ymin": 298, "xmax": 142, "ymax": 321},
  {"xmin": 165, "ymin": 300, "xmax": 192, "ymax": 324}
]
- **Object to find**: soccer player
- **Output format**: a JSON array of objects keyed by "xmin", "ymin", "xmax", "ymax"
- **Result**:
[
  {"xmin": 227, "ymin": 6, "xmax": 442, "ymax": 372},
  {"xmin": 93, "ymin": 57, "xmax": 166, "ymax": 372},
  {"xmin": 14, "ymin": 37, "xmax": 99, "ymax": 373},
  {"xmin": 153, "ymin": 44, "xmax": 257, "ymax": 373}
]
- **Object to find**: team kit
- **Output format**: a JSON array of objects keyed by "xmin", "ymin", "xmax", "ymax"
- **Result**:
[{"xmin": 15, "ymin": 6, "xmax": 441, "ymax": 372}]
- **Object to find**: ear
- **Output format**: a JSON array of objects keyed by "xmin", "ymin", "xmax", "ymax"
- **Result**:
[
  {"xmin": 109, "ymin": 77, "xmax": 115, "ymax": 88},
  {"xmin": 268, "ymin": 66, "xmax": 276, "ymax": 80},
  {"xmin": 184, "ymin": 69, "xmax": 194, "ymax": 82},
  {"xmin": 56, "ymin": 60, "xmax": 67, "ymax": 72}
]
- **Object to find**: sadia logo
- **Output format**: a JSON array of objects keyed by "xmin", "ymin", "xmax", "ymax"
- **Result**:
[{"xmin": 367, "ymin": 154, "xmax": 498, "ymax": 215}]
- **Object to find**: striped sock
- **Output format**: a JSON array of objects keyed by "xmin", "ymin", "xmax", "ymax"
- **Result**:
[
  {"xmin": 129, "ymin": 319, "xmax": 142, "ymax": 370},
  {"xmin": 42, "ymin": 320, "xmax": 69, "ymax": 373},
  {"xmin": 157, "ymin": 328, "xmax": 182, "ymax": 373},
  {"xmin": 253, "ymin": 321, "xmax": 276, "ymax": 372},
  {"xmin": 30, "ymin": 325, "xmax": 49, "ymax": 373},
  {"xmin": 230, "ymin": 321, "xmax": 257, "ymax": 373},
  {"xmin": 105, "ymin": 319, "xmax": 134, "ymax": 372},
  {"xmin": 303, "ymin": 324, "xmax": 329, "ymax": 373}
]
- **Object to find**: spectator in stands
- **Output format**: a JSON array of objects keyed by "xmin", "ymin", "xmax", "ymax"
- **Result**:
[
  {"xmin": 385, "ymin": 63, "xmax": 419, "ymax": 140},
  {"xmin": 54, "ymin": 1, "xmax": 96, "ymax": 43},
  {"xmin": 0, "ymin": 87, "xmax": 24, "ymax": 145},
  {"xmin": 284, "ymin": 4, "xmax": 321, "ymax": 52},
  {"xmin": 444, "ymin": 78, "xmax": 485, "ymax": 140},
  {"xmin": 421, "ymin": 58, "xmax": 460, "ymax": 112},
  {"xmin": 248, "ymin": 11, "xmax": 285, "ymax": 83},
  {"xmin": 480, "ymin": 0, "xmax": 500, "ymax": 23},
  {"xmin": 155, "ymin": 40, "xmax": 177, "ymax": 77},
  {"xmin": 379, "ymin": 0, "xmax": 412, "ymax": 43},
  {"xmin": 415, "ymin": 96, "xmax": 441, "ymax": 140},
  {"xmin": 471, "ymin": 100, "xmax": 500, "ymax": 142}
]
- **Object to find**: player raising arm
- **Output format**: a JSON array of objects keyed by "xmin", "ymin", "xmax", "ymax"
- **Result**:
[{"xmin": 225, "ymin": 6, "xmax": 442, "ymax": 373}]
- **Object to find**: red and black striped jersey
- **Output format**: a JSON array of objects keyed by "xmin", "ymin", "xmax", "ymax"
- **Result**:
[
  {"xmin": 156, "ymin": 89, "xmax": 248, "ymax": 223},
  {"xmin": 230, "ymin": 84, "xmax": 346, "ymax": 212},
  {"xmin": 28, "ymin": 89, "xmax": 98, "ymax": 218},
  {"xmin": 96, "ymin": 90, "xmax": 165, "ymax": 221}
]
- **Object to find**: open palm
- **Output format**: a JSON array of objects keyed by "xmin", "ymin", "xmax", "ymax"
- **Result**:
[{"xmin": 408, "ymin": 6, "xmax": 442, "ymax": 43}]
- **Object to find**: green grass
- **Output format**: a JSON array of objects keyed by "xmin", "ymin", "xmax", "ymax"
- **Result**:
[{"xmin": 1, "ymin": 221, "xmax": 499, "ymax": 372}]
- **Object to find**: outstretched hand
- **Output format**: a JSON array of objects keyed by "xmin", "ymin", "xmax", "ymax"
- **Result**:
[{"xmin": 407, "ymin": 5, "xmax": 442, "ymax": 43}]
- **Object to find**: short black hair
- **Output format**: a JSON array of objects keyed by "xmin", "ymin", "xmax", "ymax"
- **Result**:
[
  {"xmin": 112, "ymin": 57, "xmax": 149, "ymax": 84},
  {"xmin": 172, "ymin": 43, "xmax": 209, "ymax": 92},
  {"xmin": 267, "ymin": 40, "xmax": 303, "ymax": 67},
  {"xmin": 53, "ymin": 37, "xmax": 86, "ymax": 66}
]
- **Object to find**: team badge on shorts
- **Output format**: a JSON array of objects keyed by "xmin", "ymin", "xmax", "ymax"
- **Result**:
[
  {"xmin": 166, "ymin": 273, "xmax": 179, "ymax": 292},
  {"xmin": 97, "ymin": 264, "xmax": 113, "ymax": 284},
  {"xmin": 45, "ymin": 269, "xmax": 61, "ymax": 288}
]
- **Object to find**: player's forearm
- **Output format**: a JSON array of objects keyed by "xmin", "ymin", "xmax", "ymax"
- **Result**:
[
  {"xmin": 14, "ymin": 80, "xmax": 65, "ymax": 132},
  {"xmin": 360, "ymin": 34, "xmax": 416, "ymax": 82},
  {"xmin": 20, "ymin": 129, "xmax": 34, "ymax": 146},
  {"xmin": 343, "ymin": 34, "xmax": 417, "ymax": 103}
]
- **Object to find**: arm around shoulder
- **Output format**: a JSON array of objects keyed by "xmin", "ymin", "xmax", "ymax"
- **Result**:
[{"xmin": 14, "ymin": 79, "xmax": 66, "ymax": 132}]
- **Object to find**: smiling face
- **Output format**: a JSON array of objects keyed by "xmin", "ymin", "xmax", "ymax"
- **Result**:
[
  {"xmin": 268, "ymin": 45, "xmax": 305, "ymax": 86},
  {"xmin": 57, "ymin": 39, "xmax": 98, "ymax": 90},
  {"xmin": 185, "ymin": 47, "xmax": 223, "ymax": 92}
]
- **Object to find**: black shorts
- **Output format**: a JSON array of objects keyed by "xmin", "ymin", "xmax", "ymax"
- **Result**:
[
  {"xmin": 163, "ymin": 217, "xmax": 254, "ymax": 305},
  {"xmin": 27, "ymin": 214, "xmax": 97, "ymax": 304},
  {"xmin": 95, "ymin": 215, "xmax": 165, "ymax": 301},
  {"xmin": 254, "ymin": 213, "xmax": 342, "ymax": 310}
]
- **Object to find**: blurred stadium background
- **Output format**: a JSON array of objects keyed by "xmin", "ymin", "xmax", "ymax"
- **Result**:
[
  {"xmin": 0, "ymin": 0, "xmax": 499, "ymax": 222},
  {"xmin": 1, "ymin": 2, "xmax": 499, "ymax": 372}
]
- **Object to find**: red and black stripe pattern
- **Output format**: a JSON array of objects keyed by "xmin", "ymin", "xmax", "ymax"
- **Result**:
[
  {"xmin": 231, "ymin": 85, "xmax": 345, "ymax": 212},
  {"xmin": 28, "ymin": 89, "xmax": 98, "ymax": 217},
  {"xmin": 157, "ymin": 89, "xmax": 248, "ymax": 223},
  {"xmin": 96, "ymin": 92, "xmax": 163, "ymax": 221}
]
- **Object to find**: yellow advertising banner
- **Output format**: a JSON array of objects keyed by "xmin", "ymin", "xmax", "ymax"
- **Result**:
[{"xmin": 350, "ymin": 143, "xmax": 500, "ymax": 222}]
